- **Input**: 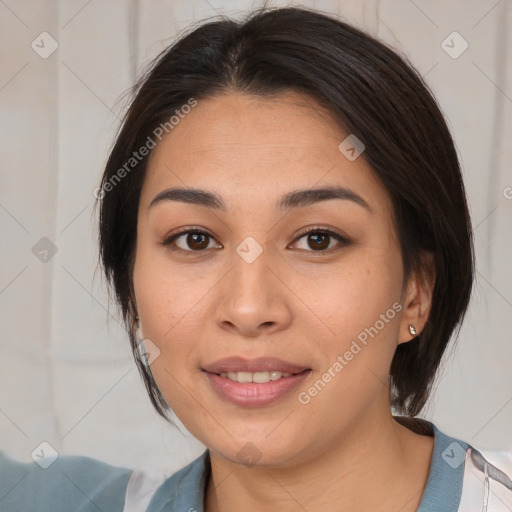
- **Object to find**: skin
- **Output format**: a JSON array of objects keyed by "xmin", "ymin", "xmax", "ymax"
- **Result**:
[{"xmin": 133, "ymin": 90, "xmax": 436, "ymax": 512}]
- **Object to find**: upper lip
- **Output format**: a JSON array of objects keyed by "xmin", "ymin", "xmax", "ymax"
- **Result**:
[{"xmin": 202, "ymin": 356, "xmax": 310, "ymax": 374}]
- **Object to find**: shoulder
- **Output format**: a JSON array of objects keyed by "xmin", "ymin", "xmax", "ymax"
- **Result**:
[
  {"xmin": 400, "ymin": 418, "xmax": 512, "ymax": 512},
  {"xmin": 0, "ymin": 450, "xmax": 132, "ymax": 512},
  {"xmin": 1, "ymin": 448, "xmax": 211, "ymax": 512},
  {"xmin": 429, "ymin": 424, "xmax": 512, "ymax": 512},
  {"xmin": 394, "ymin": 416, "xmax": 512, "ymax": 511}
]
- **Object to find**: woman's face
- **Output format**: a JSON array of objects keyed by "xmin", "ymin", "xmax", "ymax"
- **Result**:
[{"xmin": 133, "ymin": 90, "xmax": 412, "ymax": 466}]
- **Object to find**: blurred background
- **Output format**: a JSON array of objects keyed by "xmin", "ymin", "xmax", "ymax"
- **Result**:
[{"xmin": 0, "ymin": 0, "xmax": 511, "ymax": 477}]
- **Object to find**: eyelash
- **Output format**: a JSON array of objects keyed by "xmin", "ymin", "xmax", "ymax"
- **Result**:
[{"xmin": 160, "ymin": 225, "xmax": 350, "ymax": 256}]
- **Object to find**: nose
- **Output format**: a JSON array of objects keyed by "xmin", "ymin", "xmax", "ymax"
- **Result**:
[{"xmin": 213, "ymin": 241, "xmax": 293, "ymax": 338}]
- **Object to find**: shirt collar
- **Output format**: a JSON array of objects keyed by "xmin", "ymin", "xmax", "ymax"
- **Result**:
[{"xmin": 417, "ymin": 420, "xmax": 468, "ymax": 512}]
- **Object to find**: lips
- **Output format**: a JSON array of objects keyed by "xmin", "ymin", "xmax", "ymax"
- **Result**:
[
  {"xmin": 202, "ymin": 356, "xmax": 310, "ymax": 375},
  {"xmin": 202, "ymin": 356, "xmax": 312, "ymax": 406}
]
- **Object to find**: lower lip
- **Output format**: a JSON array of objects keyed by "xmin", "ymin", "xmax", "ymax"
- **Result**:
[{"xmin": 203, "ymin": 370, "xmax": 311, "ymax": 407}]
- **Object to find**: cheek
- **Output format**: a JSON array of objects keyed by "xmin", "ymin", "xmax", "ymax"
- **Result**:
[
  {"xmin": 133, "ymin": 241, "xmax": 209, "ymax": 338},
  {"xmin": 321, "ymin": 249, "xmax": 402, "ymax": 331},
  {"xmin": 312, "ymin": 248, "xmax": 403, "ymax": 382},
  {"xmin": 133, "ymin": 250, "xmax": 183, "ymax": 376},
  {"xmin": 132, "ymin": 244, "xmax": 217, "ymax": 399}
]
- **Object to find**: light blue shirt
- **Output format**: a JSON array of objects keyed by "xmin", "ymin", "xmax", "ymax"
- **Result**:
[{"xmin": 1, "ymin": 420, "xmax": 511, "ymax": 511}]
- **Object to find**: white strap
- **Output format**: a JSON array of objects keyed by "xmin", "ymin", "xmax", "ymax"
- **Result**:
[
  {"xmin": 123, "ymin": 467, "xmax": 167, "ymax": 512},
  {"xmin": 458, "ymin": 448, "xmax": 512, "ymax": 512}
]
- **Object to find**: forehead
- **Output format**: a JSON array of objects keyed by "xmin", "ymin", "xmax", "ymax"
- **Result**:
[{"xmin": 140, "ymin": 90, "xmax": 391, "ymax": 216}]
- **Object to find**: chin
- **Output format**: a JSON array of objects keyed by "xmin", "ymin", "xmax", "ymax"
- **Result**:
[{"xmin": 208, "ymin": 434, "xmax": 305, "ymax": 468}]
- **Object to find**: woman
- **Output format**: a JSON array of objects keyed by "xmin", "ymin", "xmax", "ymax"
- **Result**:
[{"xmin": 1, "ymin": 5, "xmax": 511, "ymax": 511}]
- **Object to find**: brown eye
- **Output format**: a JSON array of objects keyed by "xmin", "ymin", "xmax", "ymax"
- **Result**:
[
  {"xmin": 293, "ymin": 228, "xmax": 349, "ymax": 252},
  {"xmin": 305, "ymin": 232, "xmax": 330, "ymax": 250},
  {"xmin": 182, "ymin": 232, "xmax": 210, "ymax": 250},
  {"xmin": 162, "ymin": 229, "xmax": 221, "ymax": 254}
]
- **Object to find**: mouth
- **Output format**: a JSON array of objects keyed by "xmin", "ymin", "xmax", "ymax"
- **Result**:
[{"xmin": 201, "ymin": 357, "xmax": 312, "ymax": 407}]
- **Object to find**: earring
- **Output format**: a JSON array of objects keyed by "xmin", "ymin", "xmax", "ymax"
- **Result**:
[{"xmin": 409, "ymin": 325, "xmax": 417, "ymax": 336}]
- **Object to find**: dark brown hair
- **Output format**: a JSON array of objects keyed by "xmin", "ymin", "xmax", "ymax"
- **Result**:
[{"xmin": 95, "ymin": 5, "xmax": 474, "ymax": 419}]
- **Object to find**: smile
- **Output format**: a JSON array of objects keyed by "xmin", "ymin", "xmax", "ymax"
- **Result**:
[{"xmin": 218, "ymin": 371, "xmax": 294, "ymax": 383}]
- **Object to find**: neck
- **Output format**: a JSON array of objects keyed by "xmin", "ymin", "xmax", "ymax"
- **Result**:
[{"xmin": 204, "ymin": 411, "xmax": 434, "ymax": 512}]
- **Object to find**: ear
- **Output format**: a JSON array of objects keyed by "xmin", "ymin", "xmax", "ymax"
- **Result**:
[{"xmin": 398, "ymin": 252, "xmax": 435, "ymax": 344}]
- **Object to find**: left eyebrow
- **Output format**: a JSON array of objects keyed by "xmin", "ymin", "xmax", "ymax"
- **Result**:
[
  {"xmin": 278, "ymin": 187, "xmax": 372, "ymax": 213},
  {"xmin": 148, "ymin": 186, "xmax": 372, "ymax": 214}
]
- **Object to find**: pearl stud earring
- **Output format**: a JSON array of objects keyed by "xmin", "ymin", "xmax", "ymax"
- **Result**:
[{"xmin": 409, "ymin": 325, "xmax": 417, "ymax": 336}]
